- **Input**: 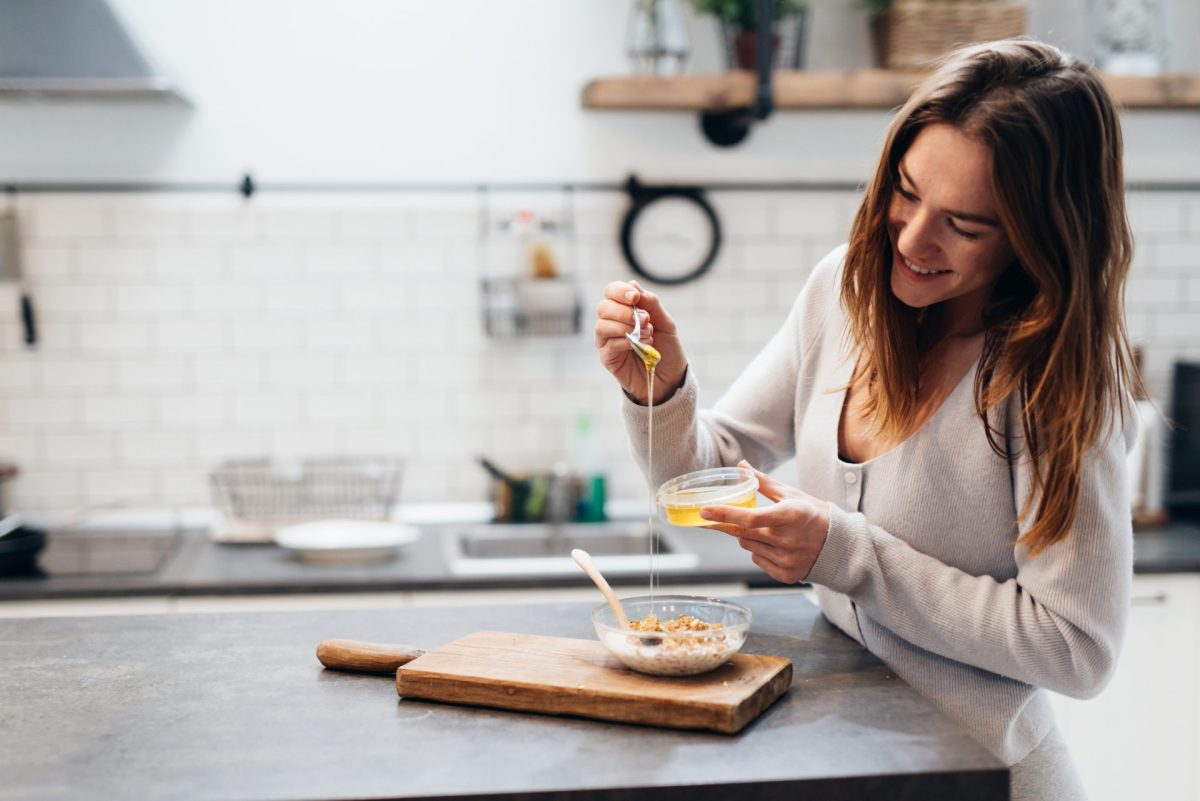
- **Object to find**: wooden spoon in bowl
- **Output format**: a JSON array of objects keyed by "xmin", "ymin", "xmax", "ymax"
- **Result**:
[{"xmin": 570, "ymin": 548, "xmax": 630, "ymax": 629}]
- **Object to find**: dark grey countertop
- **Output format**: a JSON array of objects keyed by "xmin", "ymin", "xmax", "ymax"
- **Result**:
[
  {"xmin": 0, "ymin": 594, "xmax": 1008, "ymax": 800},
  {"xmin": 2, "ymin": 518, "xmax": 1197, "ymax": 602}
]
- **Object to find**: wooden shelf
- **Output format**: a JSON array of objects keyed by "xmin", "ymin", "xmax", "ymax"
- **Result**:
[{"xmin": 582, "ymin": 70, "xmax": 1200, "ymax": 111}]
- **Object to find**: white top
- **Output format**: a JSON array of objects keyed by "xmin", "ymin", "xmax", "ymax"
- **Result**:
[{"xmin": 623, "ymin": 244, "xmax": 1134, "ymax": 763}]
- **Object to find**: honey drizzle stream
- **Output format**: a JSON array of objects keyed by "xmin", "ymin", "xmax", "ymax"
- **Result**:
[{"xmin": 646, "ymin": 361, "xmax": 657, "ymax": 608}]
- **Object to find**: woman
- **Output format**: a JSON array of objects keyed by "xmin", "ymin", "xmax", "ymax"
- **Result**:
[{"xmin": 594, "ymin": 39, "xmax": 1140, "ymax": 800}]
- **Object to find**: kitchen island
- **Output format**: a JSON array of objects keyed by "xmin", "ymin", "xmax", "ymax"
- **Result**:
[{"xmin": 0, "ymin": 593, "xmax": 1007, "ymax": 800}]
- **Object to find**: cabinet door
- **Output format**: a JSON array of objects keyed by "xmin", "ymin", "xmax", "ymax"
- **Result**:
[{"xmin": 1050, "ymin": 574, "xmax": 1200, "ymax": 801}]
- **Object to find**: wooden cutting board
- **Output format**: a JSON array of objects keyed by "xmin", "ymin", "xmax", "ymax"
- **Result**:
[{"xmin": 392, "ymin": 631, "xmax": 792, "ymax": 734}]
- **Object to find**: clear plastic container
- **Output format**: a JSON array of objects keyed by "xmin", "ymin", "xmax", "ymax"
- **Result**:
[
  {"xmin": 592, "ymin": 595, "xmax": 751, "ymax": 676},
  {"xmin": 656, "ymin": 466, "xmax": 758, "ymax": 527}
]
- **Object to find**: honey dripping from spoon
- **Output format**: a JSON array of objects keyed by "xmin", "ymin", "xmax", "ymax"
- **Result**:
[{"xmin": 625, "ymin": 307, "xmax": 661, "ymax": 608}]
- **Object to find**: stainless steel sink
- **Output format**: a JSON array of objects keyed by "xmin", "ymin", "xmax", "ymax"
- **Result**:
[{"xmin": 443, "ymin": 521, "xmax": 699, "ymax": 576}]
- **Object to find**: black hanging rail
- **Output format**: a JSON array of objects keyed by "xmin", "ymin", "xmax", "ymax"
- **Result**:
[
  {"xmin": 1, "ymin": 171, "xmax": 1195, "ymax": 352},
  {"xmin": 3, "ymin": 176, "xmax": 1196, "ymax": 195},
  {"xmin": 1, "ymin": 176, "xmax": 867, "ymax": 195}
]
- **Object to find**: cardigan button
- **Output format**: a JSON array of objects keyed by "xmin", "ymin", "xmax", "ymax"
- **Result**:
[{"xmin": 845, "ymin": 471, "xmax": 858, "ymax": 484}]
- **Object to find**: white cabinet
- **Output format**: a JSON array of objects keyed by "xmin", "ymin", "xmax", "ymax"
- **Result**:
[{"xmin": 1050, "ymin": 573, "xmax": 1200, "ymax": 801}]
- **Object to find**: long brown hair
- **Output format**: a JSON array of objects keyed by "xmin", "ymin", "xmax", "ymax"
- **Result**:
[{"xmin": 841, "ymin": 39, "xmax": 1143, "ymax": 555}]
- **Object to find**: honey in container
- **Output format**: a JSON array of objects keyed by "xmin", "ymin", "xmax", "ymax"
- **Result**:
[{"xmin": 657, "ymin": 466, "xmax": 758, "ymax": 527}]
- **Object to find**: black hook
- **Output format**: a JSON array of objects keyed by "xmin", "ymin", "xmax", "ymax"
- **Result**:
[{"xmin": 700, "ymin": 110, "xmax": 755, "ymax": 147}]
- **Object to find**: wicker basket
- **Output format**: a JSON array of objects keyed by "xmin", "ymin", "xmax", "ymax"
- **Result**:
[{"xmin": 871, "ymin": 1, "xmax": 1028, "ymax": 70}]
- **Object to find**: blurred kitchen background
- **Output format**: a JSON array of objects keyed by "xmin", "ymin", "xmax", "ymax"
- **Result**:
[
  {"xmin": 2, "ymin": 2, "xmax": 1200, "ymax": 798},
  {"xmin": 0, "ymin": 0, "xmax": 1197, "ymax": 519}
]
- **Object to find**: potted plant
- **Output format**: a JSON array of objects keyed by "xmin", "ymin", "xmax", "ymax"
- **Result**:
[
  {"xmin": 692, "ymin": 0, "xmax": 811, "ymax": 70},
  {"xmin": 860, "ymin": 0, "xmax": 1029, "ymax": 70}
]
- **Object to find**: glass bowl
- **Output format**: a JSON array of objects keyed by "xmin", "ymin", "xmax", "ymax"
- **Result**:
[
  {"xmin": 592, "ymin": 595, "xmax": 752, "ymax": 676},
  {"xmin": 656, "ymin": 466, "xmax": 758, "ymax": 527}
]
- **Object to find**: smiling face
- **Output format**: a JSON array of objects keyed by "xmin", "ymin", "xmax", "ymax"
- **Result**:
[{"xmin": 887, "ymin": 123, "xmax": 1017, "ymax": 334}]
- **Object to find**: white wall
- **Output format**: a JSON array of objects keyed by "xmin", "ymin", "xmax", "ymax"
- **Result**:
[
  {"xmin": 0, "ymin": 1, "xmax": 1197, "ymax": 515},
  {"xmin": 0, "ymin": 188, "xmax": 1196, "ymax": 514},
  {"xmin": 0, "ymin": 189, "xmax": 847, "ymax": 511},
  {"xmin": 0, "ymin": 0, "xmax": 1196, "ymax": 183}
]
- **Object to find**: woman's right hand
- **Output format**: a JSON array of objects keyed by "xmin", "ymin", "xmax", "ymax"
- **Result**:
[{"xmin": 594, "ymin": 279, "xmax": 688, "ymax": 405}]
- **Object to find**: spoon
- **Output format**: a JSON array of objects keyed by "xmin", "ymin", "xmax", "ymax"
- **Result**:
[
  {"xmin": 625, "ymin": 307, "xmax": 660, "ymax": 370},
  {"xmin": 571, "ymin": 548, "xmax": 630, "ymax": 629}
]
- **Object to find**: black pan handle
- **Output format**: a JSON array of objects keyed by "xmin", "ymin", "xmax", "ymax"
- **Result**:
[{"xmin": 478, "ymin": 456, "xmax": 518, "ymax": 484}]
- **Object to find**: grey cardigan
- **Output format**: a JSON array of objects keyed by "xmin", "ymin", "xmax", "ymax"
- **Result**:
[{"xmin": 622, "ymin": 244, "xmax": 1134, "ymax": 763}]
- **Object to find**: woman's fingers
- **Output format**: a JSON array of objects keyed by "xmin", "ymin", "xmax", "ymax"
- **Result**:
[
  {"xmin": 602, "ymin": 280, "xmax": 639, "ymax": 304},
  {"xmin": 594, "ymin": 318, "xmax": 652, "ymax": 344},
  {"xmin": 700, "ymin": 516, "xmax": 776, "ymax": 545},
  {"xmin": 595, "ymin": 298, "xmax": 641, "ymax": 328},
  {"xmin": 610, "ymin": 279, "xmax": 676, "ymax": 336},
  {"xmin": 630, "ymin": 287, "xmax": 677, "ymax": 335},
  {"xmin": 734, "ymin": 534, "xmax": 787, "ymax": 559},
  {"xmin": 596, "ymin": 280, "xmax": 689, "ymax": 406},
  {"xmin": 749, "ymin": 552, "xmax": 805, "ymax": 584},
  {"xmin": 700, "ymin": 490, "xmax": 828, "ymax": 586},
  {"xmin": 595, "ymin": 305, "xmax": 653, "ymax": 358},
  {"xmin": 699, "ymin": 521, "xmax": 742, "ymax": 537},
  {"xmin": 597, "ymin": 326, "xmax": 662, "ymax": 357},
  {"xmin": 601, "ymin": 281, "xmax": 657, "ymax": 327},
  {"xmin": 700, "ymin": 502, "xmax": 797, "ymax": 530},
  {"xmin": 743, "ymin": 539, "xmax": 808, "ymax": 584},
  {"xmin": 738, "ymin": 459, "xmax": 782, "ymax": 503},
  {"xmin": 737, "ymin": 460, "xmax": 803, "ymax": 503}
]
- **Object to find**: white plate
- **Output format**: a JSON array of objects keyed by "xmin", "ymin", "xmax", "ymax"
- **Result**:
[{"xmin": 274, "ymin": 520, "xmax": 420, "ymax": 565}]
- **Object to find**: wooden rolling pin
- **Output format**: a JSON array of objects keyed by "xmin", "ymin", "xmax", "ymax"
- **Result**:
[{"xmin": 316, "ymin": 639, "xmax": 426, "ymax": 674}]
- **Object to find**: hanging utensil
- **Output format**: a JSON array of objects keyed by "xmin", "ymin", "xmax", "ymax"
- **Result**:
[{"xmin": 0, "ymin": 205, "xmax": 35, "ymax": 348}]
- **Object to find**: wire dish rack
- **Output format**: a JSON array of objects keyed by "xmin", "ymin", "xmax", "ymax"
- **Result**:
[
  {"xmin": 481, "ymin": 277, "xmax": 583, "ymax": 337},
  {"xmin": 208, "ymin": 457, "xmax": 404, "ymax": 543},
  {"xmin": 477, "ymin": 191, "xmax": 582, "ymax": 339}
]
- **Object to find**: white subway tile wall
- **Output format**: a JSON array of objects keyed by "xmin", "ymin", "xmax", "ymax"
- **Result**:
[{"xmin": 0, "ymin": 190, "xmax": 1197, "ymax": 514}]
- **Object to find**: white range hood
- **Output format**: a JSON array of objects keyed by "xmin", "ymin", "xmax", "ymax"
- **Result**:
[{"xmin": 0, "ymin": 0, "xmax": 188, "ymax": 103}]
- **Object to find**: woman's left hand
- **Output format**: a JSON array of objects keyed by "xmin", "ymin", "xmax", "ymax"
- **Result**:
[{"xmin": 700, "ymin": 461, "xmax": 830, "ymax": 584}]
